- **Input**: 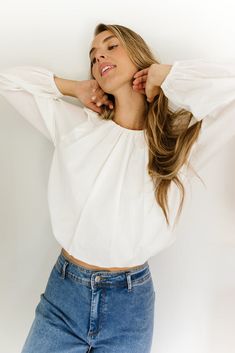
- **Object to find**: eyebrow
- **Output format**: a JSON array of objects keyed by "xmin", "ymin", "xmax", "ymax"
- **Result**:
[{"xmin": 89, "ymin": 35, "xmax": 116, "ymax": 58}]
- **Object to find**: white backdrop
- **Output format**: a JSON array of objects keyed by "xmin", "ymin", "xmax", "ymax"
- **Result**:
[{"xmin": 0, "ymin": 1, "xmax": 235, "ymax": 353}]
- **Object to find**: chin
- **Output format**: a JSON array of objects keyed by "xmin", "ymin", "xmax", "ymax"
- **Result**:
[
  {"xmin": 99, "ymin": 86, "xmax": 115, "ymax": 96},
  {"xmin": 96, "ymin": 75, "xmax": 128, "ymax": 95}
]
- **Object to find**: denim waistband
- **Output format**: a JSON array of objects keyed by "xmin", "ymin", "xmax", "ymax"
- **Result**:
[{"xmin": 54, "ymin": 250, "xmax": 151, "ymax": 291}]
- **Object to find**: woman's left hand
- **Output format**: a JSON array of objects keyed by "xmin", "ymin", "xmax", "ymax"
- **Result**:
[{"xmin": 132, "ymin": 63, "xmax": 172, "ymax": 103}]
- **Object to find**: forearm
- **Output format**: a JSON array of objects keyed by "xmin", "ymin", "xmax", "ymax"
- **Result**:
[{"xmin": 54, "ymin": 76, "xmax": 78, "ymax": 97}]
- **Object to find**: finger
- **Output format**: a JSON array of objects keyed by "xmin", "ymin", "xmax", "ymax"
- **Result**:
[
  {"xmin": 132, "ymin": 85, "xmax": 146, "ymax": 94},
  {"xmin": 100, "ymin": 94, "xmax": 109, "ymax": 104},
  {"xmin": 94, "ymin": 93, "xmax": 107, "ymax": 104},
  {"xmin": 133, "ymin": 68, "xmax": 149, "ymax": 77},
  {"xmin": 94, "ymin": 91, "xmax": 107, "ymax": 103},
  {"xmin": 133, "ymin": 85, "xmax": 144, "ymax": 92},
  {"xmin": 133, "ymin": 82, "xmax": 145, "ymax": 90},
  {"xmin": 133, "ymin": 68, "xmax": 149, "ymax": 78},
  {"xmin": 133, "ymin": 83, "xmax": 145, "ymax": 90},
  {"xmin": 89, "ymin": 102, "xmax": 102, "ymax": 113},
  {"xmin": 90, "ymin": 94, "xmax": 106, "ymax": 107},
  {"xmin": 96, "ymin": 93, "xmax": 114, "ymax": 109},
  {"xmin": 133, "ymin": 75, "xmax": 147, "ymax": 84},
  {"xmin": 106, "ymin": 100, "xmax": 114, "ymax": 109},
  {"xmin": 102, "ymin": 100, "xmax": 114, "ymax": 109},
  {"xmin": 91, "ymin": 88, "xmax": 102, "ymax": 101},
  {"xmin": 93, "ymin": 98, "xmax": 113, "ymax": 109}
]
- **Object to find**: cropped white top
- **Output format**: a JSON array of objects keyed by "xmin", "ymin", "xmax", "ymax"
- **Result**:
[{"xmin": 0, "ymin": 59, "xmax": 234, "ymax": 267}]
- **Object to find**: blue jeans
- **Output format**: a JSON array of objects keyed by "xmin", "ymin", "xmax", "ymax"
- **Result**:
[{"xmin": 21, "ymin": 250, "xmax": 155, "ymax": 353}]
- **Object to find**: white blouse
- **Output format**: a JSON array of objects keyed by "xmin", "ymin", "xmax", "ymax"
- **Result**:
[{"xmin": 0, "ymin": 59, "xmax": 235, "ymax": 267}]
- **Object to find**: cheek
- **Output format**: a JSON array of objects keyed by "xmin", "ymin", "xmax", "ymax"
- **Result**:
[
  {"xmin": 91, "ymin": 68, "xmax": 98, "ymax": 81},
  {"xmin": 118, "ymin": 57, "xmax": 137, "ymax": 77},
  {"xmin": 92, "ymin": 65, "xmax": 101, "ymax": 78}
]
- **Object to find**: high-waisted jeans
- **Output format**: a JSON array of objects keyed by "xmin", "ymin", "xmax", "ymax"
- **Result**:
[{"xmin": 21, "ymin": 250, "xmax": 155, "ymax": 353}]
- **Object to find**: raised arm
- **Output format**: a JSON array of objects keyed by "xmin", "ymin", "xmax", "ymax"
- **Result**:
[
  {"xmin": 160, "ymin": 59, "xmax": 235, "ymax": 177},
  {"xmin": 54, "ymin": 76, "xmax": 79, "ymax": 97},
  {"xmin": 161, "ymin": 59, "xmax": 235, "ymax": 121},
  {"xmin": 0, "ymin": 65, "xmax": 91, "ymax": 146},
  {"xmin": 54, "ymin": 74, "xmax": 114, "ymax": 113}
]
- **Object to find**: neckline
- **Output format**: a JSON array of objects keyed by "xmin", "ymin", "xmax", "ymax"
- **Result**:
[
  {"xmin": 83, "ymin": 107, "xmax": 144, "ymax": 135},
  {"xmin": 109, "ymin": 118, "xmax": 144, "ymax": 134}
]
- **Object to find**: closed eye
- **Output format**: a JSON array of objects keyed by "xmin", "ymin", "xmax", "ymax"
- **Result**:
[{"xmin": 91, "ymin": 45, "xmax": 118, "ymax": 65}]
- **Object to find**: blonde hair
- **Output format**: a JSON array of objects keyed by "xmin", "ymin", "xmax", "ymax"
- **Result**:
[{"xmin": 89, "ymin": 23, "xmax": 203, "ymax": 227}]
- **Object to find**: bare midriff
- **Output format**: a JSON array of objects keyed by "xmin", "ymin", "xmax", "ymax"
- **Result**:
[{"xmin": 62, "ymin": 248, "xmax": 143, "ymax": 272}]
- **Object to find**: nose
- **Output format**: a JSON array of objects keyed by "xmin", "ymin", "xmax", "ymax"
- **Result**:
[
  {"xmin": 97, "ymin": 54, "xmax": 105, "ymax": 61},
  {"xmin": 93, "ymin": 47, "xmax": 108, "ymax": 61}
]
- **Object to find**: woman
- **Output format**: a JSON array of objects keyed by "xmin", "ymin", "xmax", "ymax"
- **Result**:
[{"xmin": 1, "ymin": 23, "xmax": 235, "ymax": 353}]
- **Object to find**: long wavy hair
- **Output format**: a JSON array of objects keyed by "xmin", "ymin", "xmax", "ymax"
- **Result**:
[{"xmin": 88, "ymin": 23, "xmax": 203, "ymax": 227}]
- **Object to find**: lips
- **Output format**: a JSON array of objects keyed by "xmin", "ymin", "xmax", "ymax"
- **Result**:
[
  {"xmin": 102, "ymin": 66, "xmax": 116, "ymax": 76},
  {"xmin": 99, "ymin": 62, "xmax": 116, "ymax": 76}
]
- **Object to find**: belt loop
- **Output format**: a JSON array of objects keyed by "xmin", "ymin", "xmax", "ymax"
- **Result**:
[
  {"xmin": 61, "ymin": 260, "xmax": 69, "ymax": 279},
  {"xmin": 126, "ymin": 273, "xmax": 132, "ymax": 292}
]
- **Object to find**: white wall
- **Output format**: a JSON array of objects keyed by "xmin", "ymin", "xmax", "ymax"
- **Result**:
[{"xmin": 0, "ymin": 1, "xmax": 235, "ymax": 352}]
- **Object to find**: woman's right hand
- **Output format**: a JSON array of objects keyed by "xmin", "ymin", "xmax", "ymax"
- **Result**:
[{"xmin": 74, "ymin": 79, "xmax": 114, "ymax": 114}]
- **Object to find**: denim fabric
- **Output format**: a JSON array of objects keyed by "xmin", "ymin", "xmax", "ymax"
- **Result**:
[{"xmin": 21, "ymin": 250, "xmax": 155, "ymax": 353}]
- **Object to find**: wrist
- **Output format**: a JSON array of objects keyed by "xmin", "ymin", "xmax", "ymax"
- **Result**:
[
  {"xmin": 152, "ymin": 64, "xmax": 172, "ymax": 86},
  {"xmin": 54, "ymin": 76, "xmax": 78, "ymax": 97},
  {"xmin": 159, "ymin": 64, "xmax": 172, "ymax": 86},
  {"xmin": 74, "ymin": 80, "xmax": 83, "ymax": 99}
]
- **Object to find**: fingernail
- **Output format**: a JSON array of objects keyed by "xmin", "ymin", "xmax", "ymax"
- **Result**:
[
  {"xmin": 97, "ymin": 102, "xmax": 101, "ymax": 106},
  {"xmin": 110, "ymin": 104, "xmax": 113, "ymax": 109},
  {"xmin": 92, "ymin": 96, "xmax": 96, "ymax": 100}
]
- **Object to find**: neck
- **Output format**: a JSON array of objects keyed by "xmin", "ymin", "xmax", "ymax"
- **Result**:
[{"xmin": 112, "ymin": 85, "xmax": 147, "ymax": 130}]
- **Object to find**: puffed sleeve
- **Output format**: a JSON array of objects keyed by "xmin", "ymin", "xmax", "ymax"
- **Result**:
[
  {"xmin": 160, "ymin": 59, "xmax": 235, "ymax": 176},
  {"xmin": 0, "ymin": 65, "xmax": 88, "ymax": 147}
]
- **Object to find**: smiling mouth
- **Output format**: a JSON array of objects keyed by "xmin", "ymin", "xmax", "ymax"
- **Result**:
[{"xmin": 101, "ymin": 66, "xmax": 116, "ymax": 77}]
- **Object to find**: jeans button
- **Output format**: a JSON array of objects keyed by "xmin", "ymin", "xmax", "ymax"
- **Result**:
[{"xmin": 95, "ymin": 275, "xmax": 101, "ymax": 283}]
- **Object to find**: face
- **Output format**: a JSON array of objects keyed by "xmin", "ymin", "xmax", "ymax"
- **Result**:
[{"xmin": 90, "ymin": 30, "xmax": 138, "ymax": 94}]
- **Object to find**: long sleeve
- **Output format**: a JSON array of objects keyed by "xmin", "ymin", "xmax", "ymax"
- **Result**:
[
  {"xmin": 0, "ymin": 65, "xmax": 88, "ymax": 146},
  {"xmin": 160, "ymin": 59, "xmax": 235, "ymax": 176}
]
